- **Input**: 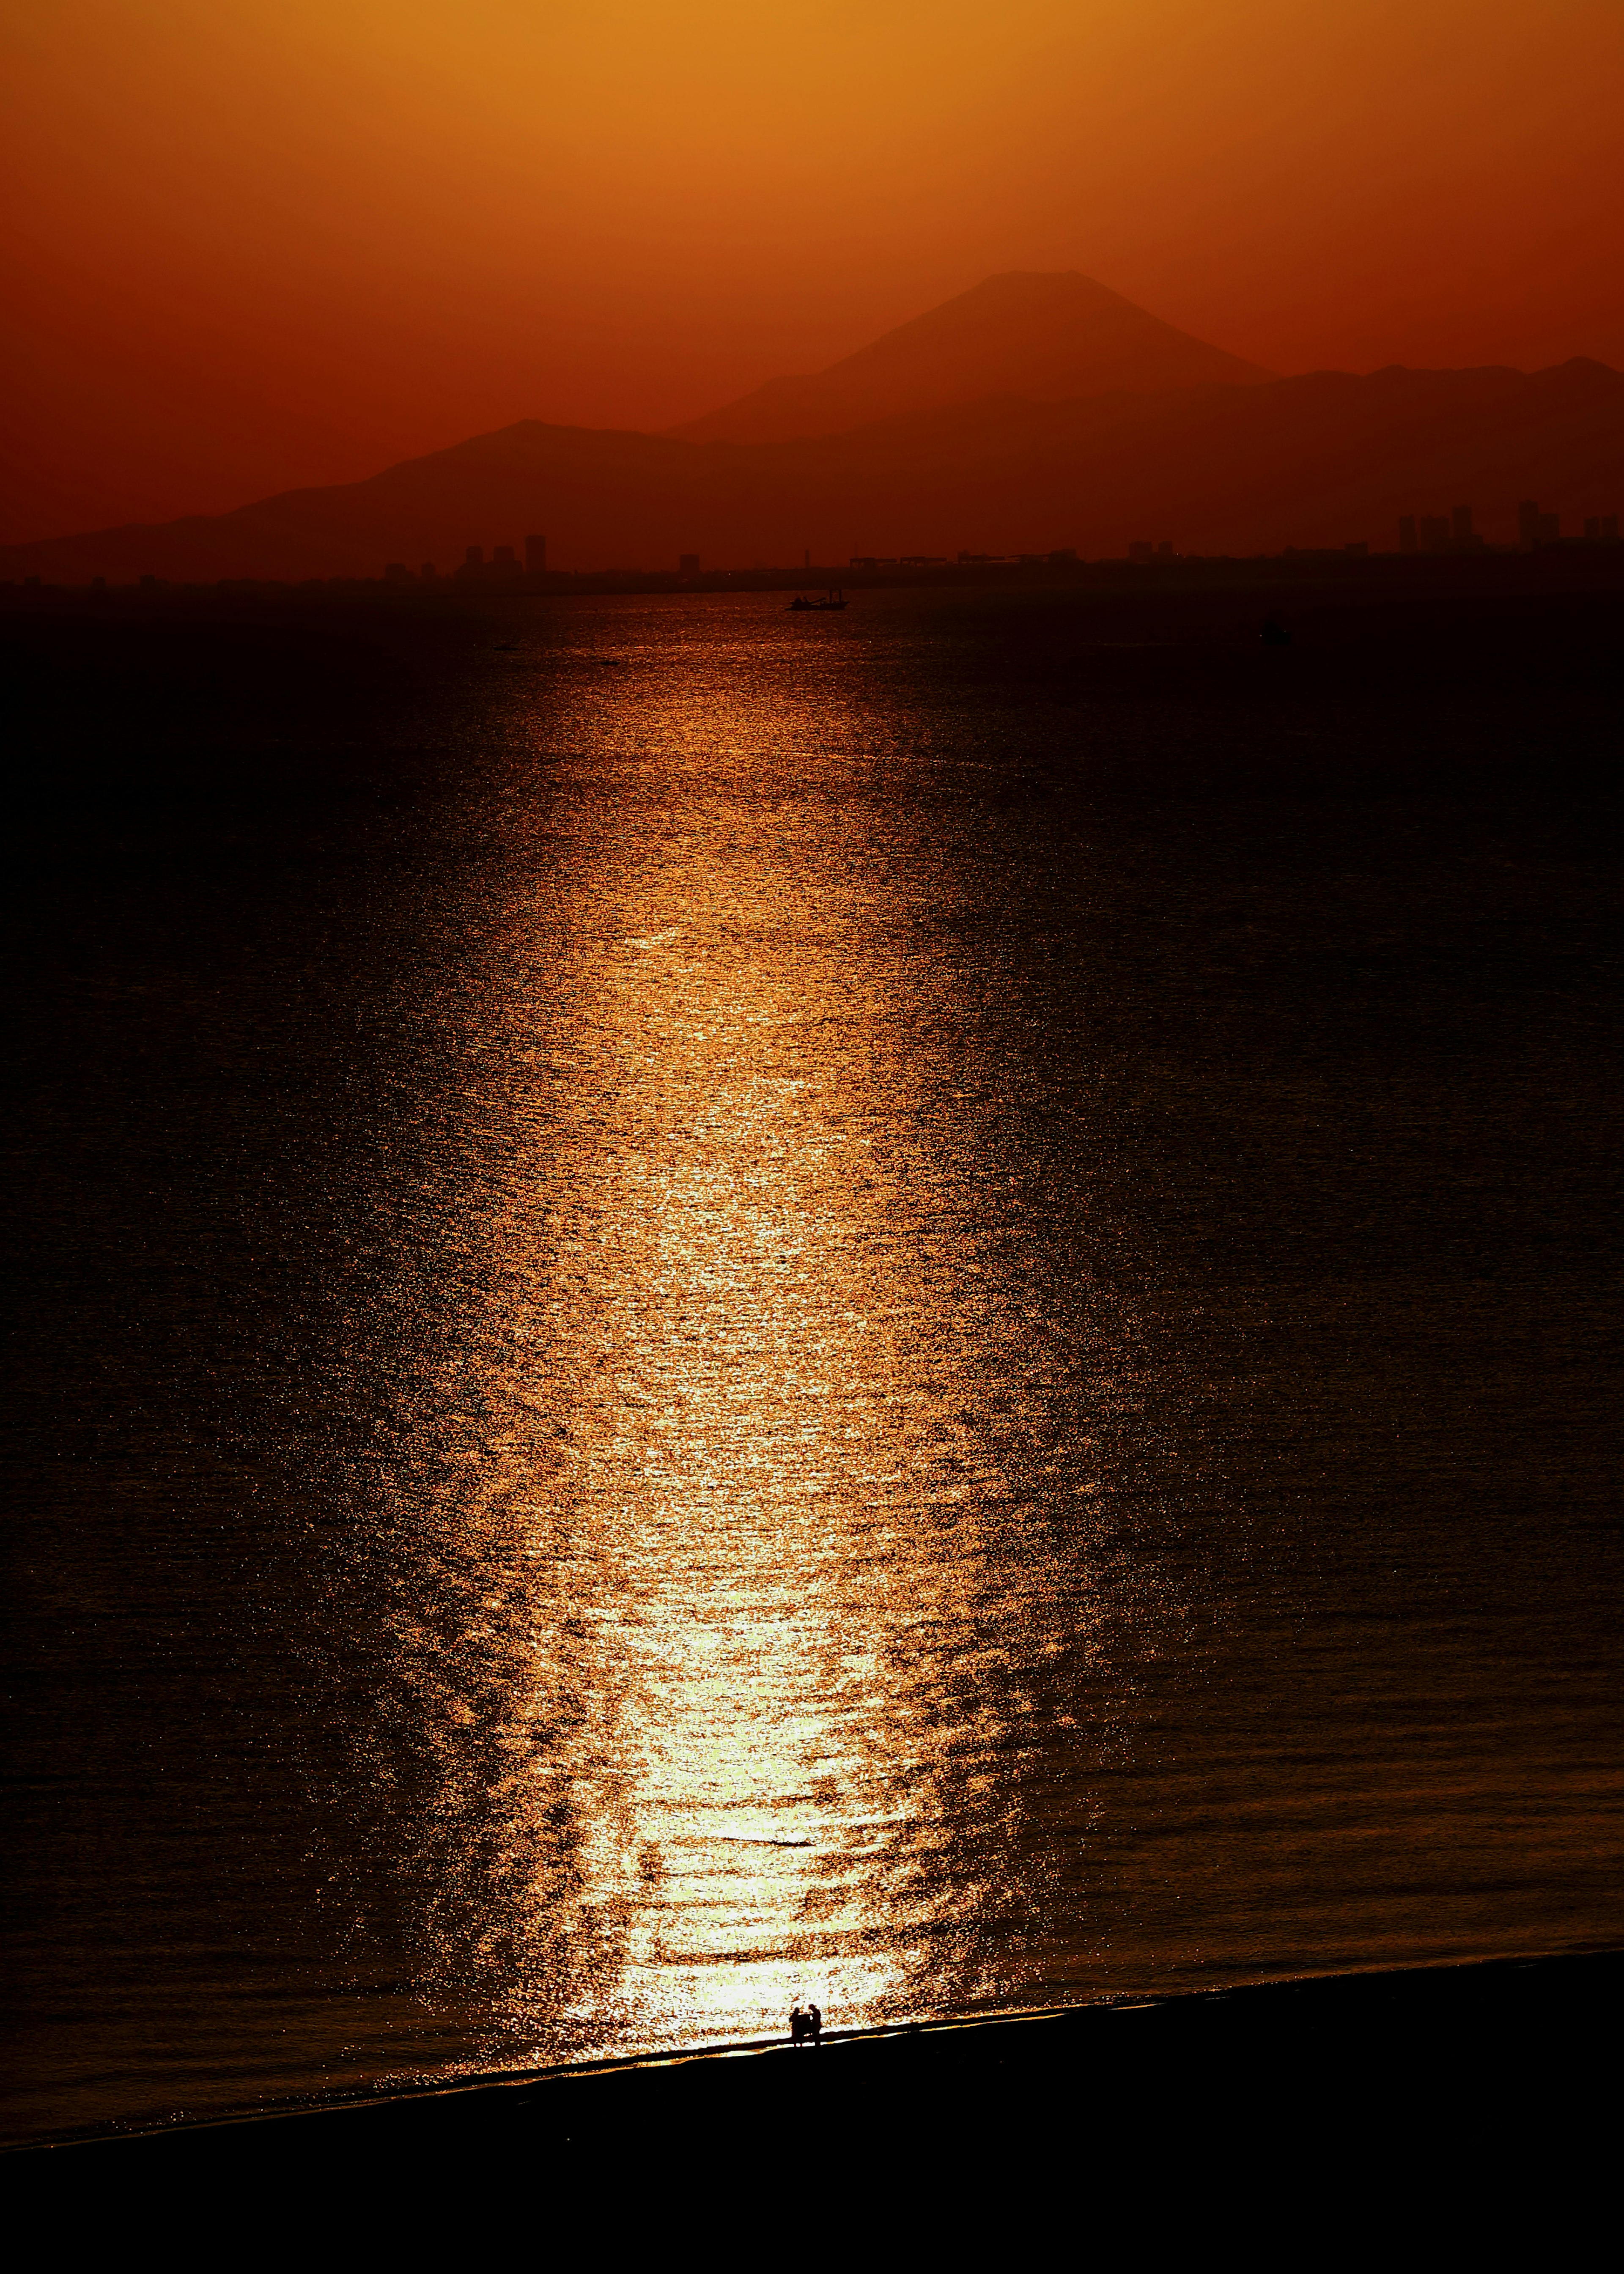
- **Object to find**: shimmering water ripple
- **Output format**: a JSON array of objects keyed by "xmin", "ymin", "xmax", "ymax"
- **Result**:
[
  {"xmin": 336, "ymin": 606, "xmax": 1152, "ymax": 2058},
  {"xmin": 8, "ymin": 587, "xmax": 1622, "ymax": 2141}
]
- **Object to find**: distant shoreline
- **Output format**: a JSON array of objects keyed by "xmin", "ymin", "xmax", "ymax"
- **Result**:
[{"xmin": 3, "ymin": 545, "xmax": 1624, "ymax": 613}]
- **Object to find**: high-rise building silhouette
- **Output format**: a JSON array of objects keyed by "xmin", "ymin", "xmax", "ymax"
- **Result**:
[
  {"xmin": 1604, "ymin": 515, "xmax": 1620, "ymax": 543},
  {"xmin": 1399, "ymin": 515, "xmax": 1418, "ymax": 553},
  {"xmin": 525, "ymin": 535, "xmax": 547, "ymax": 573},
  {"xmin": 1421, "ymin": 515, "xmax": 1450, "ymax": 553}
]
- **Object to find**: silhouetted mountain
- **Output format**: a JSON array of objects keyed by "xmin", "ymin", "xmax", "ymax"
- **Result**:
[
  {"xmin": 5, "ymin": 361, "xmax": 1621, "ymax": 585},
  {"xmin": 669, "ymin": 272, "xmax": 1273, "ymax": 443}
]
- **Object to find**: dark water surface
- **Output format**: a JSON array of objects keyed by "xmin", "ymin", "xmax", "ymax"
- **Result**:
[{"xmin": 6, "ymin": 581, "xmax": 1621, "ymax": 2144}]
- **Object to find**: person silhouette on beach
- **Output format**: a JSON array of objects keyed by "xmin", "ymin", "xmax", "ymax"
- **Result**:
[
  {"xmin": 789, "ymin": 2002, "xmax": 807, "ymax": 2046},
  {"xmin": 807, "ymin": 2001, "xmax": 822, "ymax": 2046}
]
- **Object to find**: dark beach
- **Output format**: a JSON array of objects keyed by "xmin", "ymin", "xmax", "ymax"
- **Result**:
[{"xmin": 12, "ymin": 1953, "xmax": 1621, "ymax": 2248}]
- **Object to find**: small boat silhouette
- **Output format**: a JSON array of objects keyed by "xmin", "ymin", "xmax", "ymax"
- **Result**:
[{"xmin": 789, "ymin": 589, "xmax": 848, "ymax": 612}]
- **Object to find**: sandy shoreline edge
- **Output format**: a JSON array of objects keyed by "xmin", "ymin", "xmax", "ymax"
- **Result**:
[{"xmin": 14, "ymin": 1944, "xmax": 1622, "ymax": 2162}]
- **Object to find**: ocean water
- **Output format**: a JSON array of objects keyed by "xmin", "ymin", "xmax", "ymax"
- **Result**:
[{"xmin": 7, "ymin": 581, "xmax": 1622, "ymax": 2144}]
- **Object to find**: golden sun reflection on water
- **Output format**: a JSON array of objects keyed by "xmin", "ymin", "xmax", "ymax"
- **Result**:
[
  {"xmin": 16, "ymin": 591, "xmax": 1624, "ymax": 2150},
  {"xmin": 390, "ymin": 629, "xmax": 1111, "ymax": 2058}
]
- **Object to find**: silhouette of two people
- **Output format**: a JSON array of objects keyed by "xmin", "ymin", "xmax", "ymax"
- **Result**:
[{"xmin": 789, "ymin": 2000, "xmax": 823, "ymax": 2047}]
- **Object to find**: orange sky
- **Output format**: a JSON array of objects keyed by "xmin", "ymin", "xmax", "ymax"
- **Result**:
[{"xmin": 4, "ymin": 0, "xmax": 1621, "ymax": 543}]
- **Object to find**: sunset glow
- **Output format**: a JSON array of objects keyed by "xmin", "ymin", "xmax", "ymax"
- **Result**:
[{"xmin": 4, "ymin": 0, "xmax": 1622, "ymax": 542}]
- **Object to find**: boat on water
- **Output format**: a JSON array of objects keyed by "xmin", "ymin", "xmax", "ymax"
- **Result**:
[{"xmin": 789, "ymin": 589, "xmax": 848, "ymax": 612}]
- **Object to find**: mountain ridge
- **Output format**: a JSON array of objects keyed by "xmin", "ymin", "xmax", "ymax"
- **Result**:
[{"xmin": 3, "ymin": 361, "xmax": 1620, "ymax": 584}]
